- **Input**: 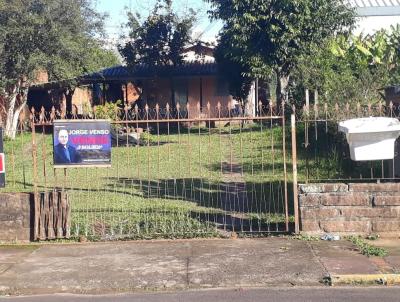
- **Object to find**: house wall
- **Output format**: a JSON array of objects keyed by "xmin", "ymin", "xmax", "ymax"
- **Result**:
[
  {"xmin": 188, "ymin": 78, "xmax": 201, "ymax": 117},
  {"xmin": 122, "ymin": 82, "xmax": 141, "ymax": 106},
  {"xmin": 142, "ymin": 79, "xmax": 172, "ymax": 109},
  {"xmin": 28, "ymin": 75, "xmax": 234, "ymax": 118},
  {"xmin": 299, "ymin": 183, "xmax": 400, "ymax": 237},
  {"xmin": 71, "ymin": 87, "xmax": 92, "ymax": 115},
  {"xmin": 187, "ymin": 76, "xmax": 232, "ymax": 118},
  {"xmin": 29, "ymin": 86, "xmax": 92, "ymax": 114}
]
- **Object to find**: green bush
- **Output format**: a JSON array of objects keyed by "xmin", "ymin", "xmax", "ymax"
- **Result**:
[{"xmin": 94, "ymin": 100, "xmax": 122, "ymax": 120}]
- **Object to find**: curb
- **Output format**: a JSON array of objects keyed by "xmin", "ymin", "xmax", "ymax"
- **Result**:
[{"xmin": 326, "ymin": 274, "xmax": 400, "ymax": 286}]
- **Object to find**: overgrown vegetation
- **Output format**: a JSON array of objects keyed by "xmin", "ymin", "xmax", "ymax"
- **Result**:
[
  {"xmin": 294, "ymin": 25, "xmax": 400, "ymax": 104},
  {"xmin": 94, "ymin": 101, "xmax": 122, "ymax": 120},
  {"xmin": 348, "ymin": 236, "xmax": 388, "ymax": 257}
]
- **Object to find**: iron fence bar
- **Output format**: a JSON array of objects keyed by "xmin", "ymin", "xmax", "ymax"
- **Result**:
[
  {"xmin": 19, "ymin": 126, "xmax": 27, "ymax": 189},
  {"xmin": 291, "ymin": 113, "xmax": 299, "ymax": 234},
  {"xmin": 32, "ymin": 115, "xmax": 284, "ymax": 127},
  {"xmin": 30, "ymin": 109, "xmax": 40, "ymax": 240},
  {"xmin": 282, "ymin": 104, "xmax": 289, "ymax": 232},
  {"xmin": 206, "ymin": 102, "xmax": 212, "ymax": 232}
]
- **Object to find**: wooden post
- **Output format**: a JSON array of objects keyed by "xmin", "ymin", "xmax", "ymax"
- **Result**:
[
  {"xmin": 48, "ymin": 190, "xmax": 55, "ymax": 239},
  {"xmin": 291, "ymin": 114, "xmax": 300, "ymax": 234},
  {"xmin": 65, "ymin": 192, "xmax": 71, "ymax": 238},
  {"xmin": 314, "ymin": 90, "xmax": 319, "ymax": 106}
]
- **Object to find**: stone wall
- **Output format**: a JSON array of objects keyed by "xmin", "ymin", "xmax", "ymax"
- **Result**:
[
  {"xmin": 0, "ymin": 193, "xmax": 33, "ymax": 242},
  {"xmin": 299, "ymin": 183, "xmax": 400, "ymax": 237}
]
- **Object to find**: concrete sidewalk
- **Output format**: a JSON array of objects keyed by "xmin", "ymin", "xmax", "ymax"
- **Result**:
[{"xmin": 0, "ymin": 238, "xmax": 399, "ymax": 295}]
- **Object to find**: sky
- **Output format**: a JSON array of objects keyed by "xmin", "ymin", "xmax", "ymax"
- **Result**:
[
  {"xmin": 94, "ymin": 0, "xmax": 400, "ymax": 44},
  {"xmin": 94, "ymin": 0, "xmax": 222, "ymax": 43}
]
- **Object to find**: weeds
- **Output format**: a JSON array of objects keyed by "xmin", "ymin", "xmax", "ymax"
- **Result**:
[
  {"xmin": 348, "ymin": 236, "xmax": 387, "ymax": 257},
  {"xmin": 366, "ymin": 234, "xmax": 380, "ymax": 241},
  {"xmin": 292, "ymin": 234, "xmax": 320, "ymax": 241}
]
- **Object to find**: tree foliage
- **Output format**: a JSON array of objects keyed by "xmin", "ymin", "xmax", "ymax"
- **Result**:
[
  {"xmin": 119, "ymin": 0, "xmax": 195, "ymax": 67},
  {"xmin": 214, "ymin": 33, "xmax": 254, "ymax": 103},
  {"xmin": 207, "ymin": 0, "xmax": 355, "ymax": 104},
  {"xmin": 0, "ymin": 0, "xmax": 117, "ymax": 84},
  {"xmin": 294, "ymin": 25, "xmax": 400, "ymax": 104},
  {"xmin": 0, "ymin": 0, "xmax": 119, "ymax": 137}
]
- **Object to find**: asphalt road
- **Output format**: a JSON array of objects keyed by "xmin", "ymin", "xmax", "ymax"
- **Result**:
[{"xmin": 2, "ymin": 287, "xmax": 400, "ymax": 302}]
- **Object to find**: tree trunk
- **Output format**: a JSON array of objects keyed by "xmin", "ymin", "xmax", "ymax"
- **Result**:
[
  {"xmin": 11, "ymin": 101, "xmax": 27, "ymax": 138},
  {"xmin": 4, "ymin": 83, "xmax": 20, "ymax": 139},
  {"xmin": 275, "ymin": 69, "xmax": 290, "ymax": 109}
]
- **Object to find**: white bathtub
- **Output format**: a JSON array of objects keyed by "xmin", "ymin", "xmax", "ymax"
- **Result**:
[{"xmin": 338, "ymin": 117, "xmax": 400, "ymax": 161}]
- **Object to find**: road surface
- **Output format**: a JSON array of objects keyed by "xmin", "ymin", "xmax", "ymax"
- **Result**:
[{"xmin": 2, "ymin": 287, "xmax": 400, "ymax": 302}]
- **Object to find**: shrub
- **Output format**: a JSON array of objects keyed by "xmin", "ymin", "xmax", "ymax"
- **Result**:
[{"xmin": 94, "ymin": 100, "xmax": 122, "ymax": 121}]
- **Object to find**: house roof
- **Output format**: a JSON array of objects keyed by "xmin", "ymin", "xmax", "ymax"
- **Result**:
[
  {"xmin": 79, "ymin": 61, "xmax": 218, "ymax": 83},
  {"xmin": 347, "ymin": 0, "xmax": 400, "ymax": 16}
]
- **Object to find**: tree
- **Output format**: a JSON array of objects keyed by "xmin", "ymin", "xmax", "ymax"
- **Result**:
[
  {"xmin": 207, "ymin": 0, "xmax": 355, "ymax": 106},
  {"xmin": 214, "ymin": 35, "xmax": 253, "ymax": 106},
  {"xmin": 118, "ymin": 0, "xmax": 195, "ymax": 68},
  {"xmin": 0, "ymin": 0, "xmax": 119, "ymax": 138},
  {"xmin": 294, "ymin": 26, "xmax": 400, "ymax": 105}
]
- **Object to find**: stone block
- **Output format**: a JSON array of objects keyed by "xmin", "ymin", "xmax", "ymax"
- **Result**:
[
  {"xmin": 300, "ymin": 220, "xmax": 321, "ymax": 232},
  {"xmin": 0, "ymin": 193, "xmax": 33, "ymax": 242},
  {"xmin": 299, "ymin": 183, "xmax": 348, "ymax": 194},
  {"xmin": 373, "ymin": 196, "xmax": 400, "ymax": 206},
  {"xmin": 372, "ymin": 221, "xmax": 400, "ymax": 232},
  {"xmin": 320, "ymin": 221, "xmax": 371, "ymax": 233},
  {"xmin": 349, "ymin": 183, "xmax": 400, "ymax": 192},
  {"xmin": 299, "ymin": 194, "xmax": 320, "ymax": 207},
  {"xmin": 320, "ymin": 194, "xmax": 370, "ymax": 206},
  {"xmin": 339, "ymin": 207, "xmax": 400, "ymax": 218},
  {"xmin": 300, "ymin": 208, "xmax": 340, "ymax": 220}
]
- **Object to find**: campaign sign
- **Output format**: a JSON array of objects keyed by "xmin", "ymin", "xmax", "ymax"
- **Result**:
[{"xmin": 53, "ymin": 120, "xmax": 111, "ymax": 168}]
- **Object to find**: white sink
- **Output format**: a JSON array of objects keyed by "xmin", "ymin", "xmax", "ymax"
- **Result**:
[{"xmin": 338, "ymin": 117, "xmax": 400, "ymax": 161}]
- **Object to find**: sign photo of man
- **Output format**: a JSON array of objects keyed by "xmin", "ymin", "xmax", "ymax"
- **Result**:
[
  {"xmin": 53, "ymin": 120, "xmax": 112, "ymax": 168},
  {"xmin": 54, "ymin": 129, "xmax": 82, "ymax": 164}
]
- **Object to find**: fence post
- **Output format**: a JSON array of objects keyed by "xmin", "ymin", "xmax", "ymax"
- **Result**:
[
  {"xmin": 282, "ymin": 104, "xmax": 289, "ymax": 232},
  {"xmin": 31, "ymin": 109, "xmax": 39, "ymax": 240},
  {"xmin": 291, "ymin": 113, "xmax": 300, "ymax": 234}
]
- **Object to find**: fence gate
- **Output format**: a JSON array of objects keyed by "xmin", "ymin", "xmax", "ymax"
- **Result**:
[{"xmin": 28, "ymin": 104, "xmax": 293, "ymax": 240}]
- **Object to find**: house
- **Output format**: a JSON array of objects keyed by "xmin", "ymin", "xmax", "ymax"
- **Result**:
[{"xmin": 28, "ymin": 43, "xmax": 262, "ymax": 119}]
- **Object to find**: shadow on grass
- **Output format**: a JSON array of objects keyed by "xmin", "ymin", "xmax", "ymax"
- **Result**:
[{"xmin": 103, "ymin": 177, "xmax": 294, "ymax": 232}]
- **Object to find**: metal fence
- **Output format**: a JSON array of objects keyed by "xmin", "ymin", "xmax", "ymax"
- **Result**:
[
  {"xmin": 2, "ymin": 100, "xmax": 398, "ymax": 240},
  {"xmin": 295, "ymin": 101, "xmax": 400, "ymax": 183},
  {"xmin": 22, "ymin": 103, "xmax": 291, "ymax": 240}
]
